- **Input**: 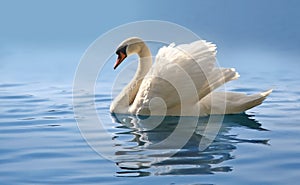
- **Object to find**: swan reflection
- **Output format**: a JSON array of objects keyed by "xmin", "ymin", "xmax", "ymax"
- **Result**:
[{"xmin": 110, "ymin": 113, "xmax": 269, "ymax": 177}]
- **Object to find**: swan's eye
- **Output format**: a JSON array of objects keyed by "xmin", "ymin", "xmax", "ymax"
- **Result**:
[{"xmin": 116, "ymin": 45, "xmax": 127, "ymax": 56}]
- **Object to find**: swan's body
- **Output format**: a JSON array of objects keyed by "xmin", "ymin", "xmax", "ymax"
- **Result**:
[{"xmin": 110, "ymin": 37, "xmax": 272, "ymax": 116}]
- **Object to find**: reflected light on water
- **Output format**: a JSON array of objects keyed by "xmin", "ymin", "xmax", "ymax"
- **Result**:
[{"xmin": 110, "ymin": 113, "xmax": 268, "ymax": 177}]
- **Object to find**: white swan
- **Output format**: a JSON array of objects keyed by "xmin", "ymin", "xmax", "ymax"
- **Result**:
[{"xmin": 110, "ymin": 37, "xmax": 272, "ymax": 116}]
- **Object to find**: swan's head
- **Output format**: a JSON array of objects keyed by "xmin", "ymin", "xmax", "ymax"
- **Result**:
[{"xmin": 114, "ymin": 37, "xmax": 144, "ymax": 69}]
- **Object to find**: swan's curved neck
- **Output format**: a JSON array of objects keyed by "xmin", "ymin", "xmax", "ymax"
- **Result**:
[
  {"xmin": 134, "ymin": 44, "xmax": 152, "ymax": 80},
  {"xmin": 110, "ymin": 41, "xmax": 152, "ymax": 114}
]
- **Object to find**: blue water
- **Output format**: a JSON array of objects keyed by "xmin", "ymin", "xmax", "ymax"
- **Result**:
[{"xmin": 1, "ymin": 46, "xmax": 300, "ymax": 185}]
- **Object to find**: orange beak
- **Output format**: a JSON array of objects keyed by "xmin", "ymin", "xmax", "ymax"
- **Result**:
[{"xmin": 114, "ymin": 52, "xmax": 126, "ymax": 70}]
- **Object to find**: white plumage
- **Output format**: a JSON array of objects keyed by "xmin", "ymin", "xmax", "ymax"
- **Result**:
[{"xmin": 110, "ymin": 37, "xmax": 272, "ymax": 116}]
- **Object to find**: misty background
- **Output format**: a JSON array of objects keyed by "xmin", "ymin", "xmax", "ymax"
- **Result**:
[{"xmin": 0, "ymin": 0, "xmax": 299, "ymax": 84}]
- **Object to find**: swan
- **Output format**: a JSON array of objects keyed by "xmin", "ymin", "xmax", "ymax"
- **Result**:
[{"xmin": 110, "ymin": 37, "xmax": 272, "ymax": 116}]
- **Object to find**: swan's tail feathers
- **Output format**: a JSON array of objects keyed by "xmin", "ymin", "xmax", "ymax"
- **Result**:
[
  {"xmin": 199, "ymin": 89, "xmax": 273, "ymax": 115},
  {"xmin": 238, "ymin": 89, "xmax": 273, "ymax": 112},
  {"xmin": 260, "ymin": 89, "xmax": 273, "ymax": 97},
  {"xmin": 198, "ymin": 68, "xmax": 240, "ymax": 100}
]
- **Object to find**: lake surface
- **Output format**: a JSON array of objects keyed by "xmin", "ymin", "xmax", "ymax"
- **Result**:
[{"xmin": 1, "ymin": 48, "xmax": 300, "ymax": 185}]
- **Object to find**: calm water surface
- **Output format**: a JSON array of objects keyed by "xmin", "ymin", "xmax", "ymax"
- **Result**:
[{"xmin": 1, "ymin": 56, "xmax": 300, "ymax": 185}]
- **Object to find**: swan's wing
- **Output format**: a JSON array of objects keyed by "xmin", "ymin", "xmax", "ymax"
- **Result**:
[{"xmin": 129, "ymin": 40, "xmax": 238, "ymax": 115}]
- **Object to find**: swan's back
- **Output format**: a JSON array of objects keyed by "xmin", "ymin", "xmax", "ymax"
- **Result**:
[{"xmin": 129, "ymin": 40, "xmax": 239, "ymax": 116}]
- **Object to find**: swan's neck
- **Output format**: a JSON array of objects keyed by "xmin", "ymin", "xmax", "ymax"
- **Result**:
[
  {"xmin": 134, "ymin": 45, "xmax": 152, "ymax": 81},
  {"xmin": 110, "ymin": 43, "xmax": 152, "ymax": 114}
]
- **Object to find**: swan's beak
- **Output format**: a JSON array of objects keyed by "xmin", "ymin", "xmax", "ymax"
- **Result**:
[{"xmin": 114, "ymin": 52, "xmax": 127, "ymax": 70}]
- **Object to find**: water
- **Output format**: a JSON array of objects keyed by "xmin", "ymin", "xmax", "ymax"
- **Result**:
[
  {"xmin": 1, "ymin": 33, "xmax": 300, "ymax": 184},
  {"xmin": 1, "ymin": 56, "xmax": 300, "ymax": 185}
]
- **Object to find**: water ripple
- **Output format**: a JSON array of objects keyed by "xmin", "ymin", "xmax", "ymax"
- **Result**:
[{"xmin": 0, "ymin": 80, "xmax": 299, "ymax": 184}]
